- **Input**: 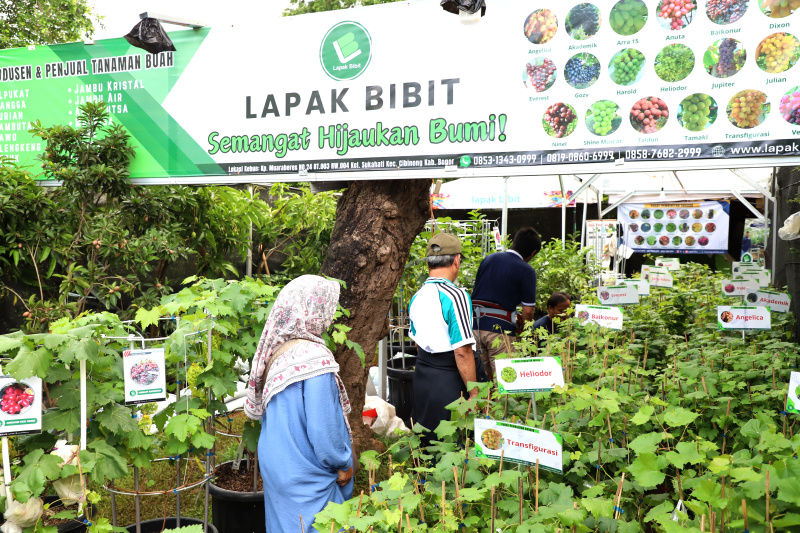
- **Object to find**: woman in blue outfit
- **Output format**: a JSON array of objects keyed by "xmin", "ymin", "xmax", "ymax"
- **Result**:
[{"xmin": 245, "ymin": 275, "xmax": 354, "ymax": 533}]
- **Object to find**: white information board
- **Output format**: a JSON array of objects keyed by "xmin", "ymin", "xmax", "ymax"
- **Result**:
[
  {"xmin": 717, "ymin": 306, "xmax": 771, "ymax": 331},
  {"xmin": 123, "ymin": 348, "xmax": 168, "ymax": 405},
  {"xmin": 0, "ymin": 376, "xmax": 42, "ymax": 437},
  {"xmin": 576, "ymin": 304, "xmax": 624, "ymax": 330},
  {"xmin": 496, "ymin": 357, "xmax": 565, "ymax": 393},
  {"xmin": 749, "ymin": 289, "xmax": 791, "ymax": 312},
  {"xmin": 619, "ymin": 202, "xmax": 730, "ymax": 254},
  {"xmin": 598, "ymin": 285, "xmax": 640, "ymax": 305},
  {"xmin": 788, "ymin": 372, "xmax": 800, "ymax": 415},
  {"xmin": 623, "ymin": 278, "xmax": 651, "ymax": 296},
  {"xmin": 719, "ymin": 279, "xmax": 758, "ymax": 297},
  {"xmin": 475, "ymin": 419, "xmax": 563, "ymax": 473}
]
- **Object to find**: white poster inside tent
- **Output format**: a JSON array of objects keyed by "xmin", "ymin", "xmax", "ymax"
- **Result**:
[
  {"xmin": 575, "ymin": 304, "xmax": 623, "ymax": 330},
  {"xmin": 619, "ymin": 202, "xmax": 729, "ymax": 254},
  {"xmin": 788, "ymin": 372, "xmax": 800, "ymax": 415},
  {"xmin": 123, "ymin": 348, "xmax": 168, "ymax": 405},
  {"xmin": 719, "ymin": 279, "xmax": 758, "ymax": 297},
  {"xmin": 597, "ymin": 285, "xmax": 639, "ymax": 306},
  {"xmin": 474, "ymin": 418, "xmax": 562, "ymax": 473},
  {"xmin": 748, "ymin": 290, "xmax": 790, "ymax": 313},
  {"xmin": 655, "ymin": 258, "xmax": 680, "ymax": 271},
  {"xmin": 643, "ymin": 266, "xmax": 673, "ymax": 288},
  {"xmin": 0, "ymin": 376, "xmax": 42, "ymax": 437},
  {"xmin": 496, "ymin": 357, "xmax": 565, "ymax": 394},
  {"xmin": 717, "ymin": 306, "xmax": 771, "ymax": 331},
  {"xmin": 623, "ymin": 279, "xmax": 650, "ymax": 296}
]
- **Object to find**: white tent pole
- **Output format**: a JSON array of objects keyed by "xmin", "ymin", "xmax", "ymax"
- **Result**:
[
  {"xmin": 581, "ymin": 189, "xmax": 589, "ymax": 249},
  {"xmin": 730, "ymin": 169, "xmax": 775, "ymax": 201},
  {"xmin": 730, "ymin": 190, "xmax": 764, "ymax": 220},
  {"xmin": 501, "ymin": 177, "xmax": 509, "ymax": 243},
  {"xmin": 601, "ymin": 191, "xmax": 635, "ymax": 217},
  {"xmin": 772, "ymin": 168, "xmax": 778, "ymax": 280},
  {"xmin": 559, "ymin": 175, "xmax": 566, "ymax": 249}
]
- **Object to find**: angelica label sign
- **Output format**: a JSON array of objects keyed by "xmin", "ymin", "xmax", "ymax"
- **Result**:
[
  {"xmin": 719, "ymin": 279, "xmax": 758, "ymax": 297},
  {"xmin": 749, "ymin": 289, "xmax": 790, "ymax": 313},
  {"xmin": 0, "ymin": 376, "xmax": 42, "ymax": 437},
  {"xmin": 123, "ymin": 348, "xmax": 167, "ymax": 405},
  {"xmin": 576, "ymin": 304, "xmax": 623, "ymax": 330},
  {"xmin": 788, "ymin": 372, "xmax": 800, "ymax": 415},
  {"xmin": 1, "ymin": 0, "xmax": 799, "ymax": 184},
  {"xmin": 597, "ymin": 285, "xmax": 639, "ymax": 305},
  {"xmin": 717, "ymin": 306, "xmax": 771, "ymax": 331},
  {"xmin": 496, "ymin": 357, "xmax": 565, "ymax": 393},
  {"xmin": 623, "ymin": 279, "xmax": 650, "ymax": 296},
  {"xmin": 474, "ymin": 418, "xmax": 563, "ymax": 472}
]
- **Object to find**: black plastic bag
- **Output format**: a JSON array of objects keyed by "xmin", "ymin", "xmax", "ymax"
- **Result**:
[
  {"xmin": 124, "ymin": 18, "xmax": 176, "ymax": 54},
  {"xmin": 441, "ymin": 0, "xmax": 486, "ymax": 16}
]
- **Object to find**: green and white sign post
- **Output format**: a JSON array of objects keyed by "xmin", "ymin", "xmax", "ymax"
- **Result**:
[{"xmin": 474, "ymin": 418, "xmax": 563, "ymax": 472}]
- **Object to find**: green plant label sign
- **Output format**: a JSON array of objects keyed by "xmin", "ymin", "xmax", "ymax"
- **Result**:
[
  {"xmin": 655, "ymin": 257, "xmax": 680, "ymax": 271},
  {"xmin": 643, "ymin": 266, "xmax": 673, "ymax": 288},
  {"xmin": 474, "ymin": 418, "xmax": 562, "ymax": 473},
  {"xmin": 123, "ymin": 348, "xmax": 167, "ymax": 406},
  {"xmin": 597, "ymin": 285, "xmax": 639, "ymax": 306},
  {"xmin": 719, "ymin": 279, "xmax": 758, "ymax": 297},
  {"xmin": 623, "ymin": 279, "xmax": 650, "ymax": 296},
  {"xmin": 717, "ymin": 306, "xmax": 771, "ymax": 331},
  {"xmin": 575, "ymin": 304, "xmax": 623, "ymax": 330},
  {"xmin": 734, "ymin": 270, "xmax": 769, "ymax": 288},
  {"xmin": 732, "ymin": 262, "xmax": 766, "ymax": 274},
  {"xmin": 788, "ymin": 371, "xmax": 800, "ymax": 415},
  {"xmin": 0, "ymin": 375, "xmax": 42, "ymax": 437},
  {"xmin": 496, "ymin": 357, "xmax": 564, "ymax": 394},
  {"xmin": 749, "ymin": 290, "xmax": 791, "ymax": 313}
]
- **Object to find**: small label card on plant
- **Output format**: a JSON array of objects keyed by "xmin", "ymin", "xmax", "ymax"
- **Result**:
[
  {"xmin": 123, "ymin": 348, "xmax": 168, "ymax": 405},
  {"xmin": 732, "ymin": 261, "xmax": 766, "ymax": 274},
  {"xmin": 597, "ymin": 285, "xmax": 639, "ymax": 306},
  {"xmin": 474, "ymin": 418, "xmax": 563, "ymax": 473},
  {"xmin": 643, "ymin": 266, "xmax": 673, "ymax": 288},
  {"xmin": 623, "ymin": 279, "xmax": 650, "ymax": 296},
  {"xmin": 0, "ymin": 376, "xmax": 42, "ymax": 437},
  {"xmin": 788, "ymin": 372, "xmax": 800, "ymax": 415},
  {"xmin": 496, "ymin": 357, "xmax": 564, "ymax": 394},
  {"xmin": 719, "ymin": 279, "xmax": 758, "ymax": 297},
  {"xmin": 747, "ymin": 290, "xmax": 791, "ymax": 313},
  {"xmin": 655, "ymin": 257, "xmax": 680, "ymax": 271},
  {"xmin": 734, "ymin": 270, "xmax": 769, "ymax": 288},
  {"xmin": 575, "ymin": 305, "xmax": 623, "ymax": 330},
  {"xmin": 717, "ymin": 306, "xmax": 771, "ymax": 331}
]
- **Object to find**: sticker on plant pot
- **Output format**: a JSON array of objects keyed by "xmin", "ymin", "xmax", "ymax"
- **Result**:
[
  {"xmin": 654, "ymin": 257, "xmax": 680, "ymax": 271},
  {"xmin": 575, "ymin": 304, "xmax": 623, "ymax": 330},
  {"xmin": 474, "ymin": 418, "xmax": 563, "ymax": 472},
  {"xmin": 0, "ymin": 376, "xmax": 42, "ymax": 437},
  {"xmin": 717, "ymin": 306, "xmax": 771, "ymax": 331},
  {"xmin": 496, "ymin": 357, "xmax": 565, "ymax": 394},
  {"xmin": 597, "ymin": 285, "xmax": 639, "ymax": 305},
  {"xmin": 749, "ymin": 290, "xmax": 791, "ymax": 313},
  {"xmin": 787, "ymin": 371, "xmax": 800, "ymax": 415},
  {"xmin": 123, "ymin": 348, "xmax": 168, "ymax": 405},
  {"xmin": 623, "ymin": 278, "xmax": 650, "ymax": 296},
  {"xmin": 719, "ymin": 279, "xmax": 758, "ymax": 297}
]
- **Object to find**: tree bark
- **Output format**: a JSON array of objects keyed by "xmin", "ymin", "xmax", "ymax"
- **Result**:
[{"xmin": 320, "ymin": 179, "xmax": 431, "ymax": 454}]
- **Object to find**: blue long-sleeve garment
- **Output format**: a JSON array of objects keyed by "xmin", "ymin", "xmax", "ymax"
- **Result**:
[{"xmin": 258, "ymin": 373, "xmax": 354, "ymax": 533}]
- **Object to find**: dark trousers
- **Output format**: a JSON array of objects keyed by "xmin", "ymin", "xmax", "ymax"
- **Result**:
[{"xmin": 411, "ymin": 347, "xmax": 468, "ymax": 446}]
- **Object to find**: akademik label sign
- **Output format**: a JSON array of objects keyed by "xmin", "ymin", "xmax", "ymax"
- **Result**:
[{"xmin": 1, "ymin": 0, "xmax": 799, "ymax": 183}]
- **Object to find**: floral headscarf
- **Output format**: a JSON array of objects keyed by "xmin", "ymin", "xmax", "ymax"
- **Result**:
[{"xmin": 244, "ymin": 275, "xmax": 351, "ymax": 431}]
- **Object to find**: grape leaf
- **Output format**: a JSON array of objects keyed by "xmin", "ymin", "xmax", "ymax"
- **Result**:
[
  {"xmin": 95, "ymin": 403, "xmax": 138, "ymax": 434},
  {"xmin": 135, "ymin": 307, "xmax": 162, "ymax": 329},
  {"xmin": 80, "ymin": 441, "xmax": 128, "ymax": 483},
  {"xmin": 7, "ymin": 344, "xmax": 52, "ymax": 379},
  {"xmin": 627, "ymin": 453, "xmax": 667, "ymax": 487},
  {"xmin": 165, "ymin": 413, "xmax": 202, "ymax": 442},
  {"xmin": 663, "ymin": 407, "xmax": 698, "ymax": 427},
  {"xmin": 628, "ymin": 432, "xmax": 664, "ymax": 455},
  {"xmin": 630, "ymin": 405, "xmax": 654, "ymax": 425}
]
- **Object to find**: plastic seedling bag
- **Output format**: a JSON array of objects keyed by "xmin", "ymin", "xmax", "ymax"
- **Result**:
[
  {"xmin": 440, "ymin": 0, "xmax": 487, "ymax": 16},
  {"xmin": 51, "ymin": 441, "xmax": 85, "ymax": 508},
  {"xmin": 1, "ymin": 497, "xmax": 44, "ymax": 533},
  {"xmin": 124, "ymin": 18, "xmax": 177, "ymax": 54},
  {"xmin": 779, "ymin": 212, "xmax": 800, "ymax": 240}
]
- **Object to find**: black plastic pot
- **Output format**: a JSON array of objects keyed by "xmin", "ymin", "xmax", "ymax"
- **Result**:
[
  {"xmin": 41, "ymin": 496, "xmax": 98, "ymax": 533},
  {"xmin": 387, "ymin": 355, "xmax": 416, "ymax": 426},
  {"xmin": 209, "ymin": 462, "xmax": 264, "ymax": 533},
  {"xmin": 125, "ymin": 517, "xmax": 218, "ymax": 533}
]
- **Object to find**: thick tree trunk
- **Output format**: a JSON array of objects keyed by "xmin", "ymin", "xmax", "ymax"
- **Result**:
[{"xmin": 320, "ymin": 179, "xmax": 431, "ymax": 454}]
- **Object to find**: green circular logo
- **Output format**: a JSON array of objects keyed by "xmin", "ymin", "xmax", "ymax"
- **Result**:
[
  {"xmin": 320, "ymin": 21, "xmax": 372, "ymax": 81},
  {"xmin": 130, "ymin": 391, "xmax": 136, "ymax": 396},
  {"xmin": 460, "ymin": 155, "xmax": 472, "ymax": 167}
]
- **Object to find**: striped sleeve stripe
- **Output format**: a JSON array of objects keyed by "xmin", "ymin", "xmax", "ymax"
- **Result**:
[{"xmin": 439, "ymin": 284, "xmax": 473, "ymax": 340}]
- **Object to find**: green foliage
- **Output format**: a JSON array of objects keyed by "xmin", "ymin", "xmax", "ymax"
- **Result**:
[
  {"xmin": 530, "ymin": 236, "xmax": 598, "ymax": 313},
  {"xmin": 284, "ymin": 0, "xmax": 403, "ymax": 16},
  {"xmin": 0, "ymin": 0, "xmax": 101, "ymax": 49}
]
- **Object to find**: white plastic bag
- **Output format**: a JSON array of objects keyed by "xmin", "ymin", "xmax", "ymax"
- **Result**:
[
  {"xmin": 51, "ymin": 441, "xmax": 85, "ymax": 507},
  {"xmin": 1, "ymin": 497, "xmax": 44, "ymax": 533},
  {"xmin": 363, "ymin": 396, "xmax": 409, "ymax": 436},
  {"xmin": 779, "ymin": 212, "xmax": 800, "ymax": 241}
]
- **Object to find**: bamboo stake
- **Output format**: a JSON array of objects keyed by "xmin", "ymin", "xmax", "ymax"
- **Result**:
[
  {"xmin": 499, "ymin": 450, "xmax": 505, "ymax": 475},
  {"xmin": 711, "ymin": 510, "xmax": 716, "ymax": 533},
  {"xmin": 406, "ymin": 514, "xmax": 412, "ymax": 533},
  {"xmin": 535, "ymin": 460, "xmax": 539, "ymax": 515},
  {"xmin": 639, "ymin": 340, "xmax": 648, "ymax": 388},
  {"xmin": 741, "ymin": 499, "xmax": 749, "ymax": 532},
  {"xmin": 721, "ymin": 399, "xmax": 732, "ymax": 454},
  {"xmin": 490, "ymin": 485, "xmax": 496, "ymax": 533},
  {"xmin": 606, "ymin": 414, "xmax": 613, "ymax": 446},
  {"xmin": 461, "ymin": 437, "xmax": 470, "ymax": 488},
  {"xmin": 331, "ymin": 522, "xmax": 335, "ymax": 533},
  {"xmin": 677, "ymin": 468, "xmax": 683, "ymax": 501},
  {"xmin": 596, "ymin": 436, "xmax": 602, "ymax": 483},
  {"xmin": 701, "ymin": 376, "xmax": 709, "ymax": 395},
  {"xmin": 300, "ymin": 515, "xmax": 305, "ymax": 533},
  {"xmin": 766, "ymin": 468, "xmax": 771, "ymax": 524},
  {"xmin": 398, "ymin": 498, "xmax": 403, "ymax": 533},
  {"xmin": 541, "ymin": 412, "xmax": 548, "ymax": 430},
  {"xmin": 700, "ymin": 514, "xmax": 706, "ymax": 532},
  {"xmin": 504, "ymin": 395, "xmax": 509, "ymax": 419},
  {"xmin": 441, "ymin": 481, "xmax": 446, "ymax": 519},
  {"xmin": 389, "ymin": 455, "xmax": 393, "ymax": 475},
  {"xmin": 357, "ymin": 491, "xmax": 364, "ymax": 517},
  {"xmin": 614, "ymin": 366, "xmax": 618, "ymax": 390},
  {"xmin": 720, "ymin": 476, "xmax": 726, "ymax": 533},
  {"xmin": 453, "ymin": 467, "xmax": 463, "ymax": 520},
  {"xmin": 525, "ymin": 401, "xmax": 532, "ymax": 423},
  {"xmin": 518, "ymin": 477, "xmax": 524, "ymax": 525},
  {"xmin": 613, "ymin": 473, "xmax": 626, "ymax": 519},
  {"xmin": 414, "ymin": 482, "xmax": 425, "ymax": 523}
]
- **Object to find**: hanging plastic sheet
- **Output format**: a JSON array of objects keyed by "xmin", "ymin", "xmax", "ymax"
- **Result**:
[
  {"xmin": 124, "ymin": 18, "xmax": 177, "ymax": 54},
  {"xmin": 440, "ymin": 0, "xmax": 487, "ymax": 16}
]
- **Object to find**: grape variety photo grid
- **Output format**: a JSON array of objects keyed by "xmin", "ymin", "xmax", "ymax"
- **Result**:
[{"xmin": 523, "ymin": 0, "xmax": 799, "ymax": 137}]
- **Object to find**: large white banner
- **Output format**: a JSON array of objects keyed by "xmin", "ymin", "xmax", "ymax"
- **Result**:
[
  {"xmin": 619, "ymin": 201, "xmax": 730, "ymax": 253},
  {"xmin": 1, "ymin": 0, "xmax": 799, "ymax": 183}
]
